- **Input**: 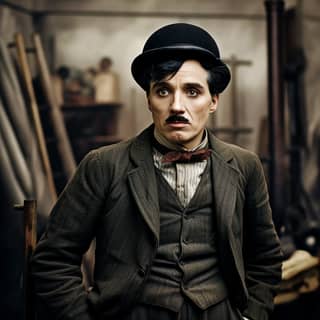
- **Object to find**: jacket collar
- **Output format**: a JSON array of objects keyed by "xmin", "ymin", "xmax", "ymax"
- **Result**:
[
  {"xmin": 129, "ymin": 124, "xmax": 155, "ymax": 166},
  {"xmin": 207, "ymin": 129, "xmax": 234, "ymax": 163},
  {"xmin": 128, "ymin": 125, "xmax": 160, "ymax": 243}
]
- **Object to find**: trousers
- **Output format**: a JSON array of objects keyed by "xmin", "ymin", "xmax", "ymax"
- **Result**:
[{"xmin": 119, "ymin": 298, "xmax": 243, "ymax": 320}]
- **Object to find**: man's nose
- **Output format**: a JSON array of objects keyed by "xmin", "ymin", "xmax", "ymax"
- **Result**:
[{"xmin": 169, "ymin": 91, "xmax": 186, "ymax": 113}]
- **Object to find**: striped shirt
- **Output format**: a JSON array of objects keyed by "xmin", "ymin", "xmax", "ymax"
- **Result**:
[{"xmin": 152, "ymin": 131, "xmax": 209, "ymax": 207}]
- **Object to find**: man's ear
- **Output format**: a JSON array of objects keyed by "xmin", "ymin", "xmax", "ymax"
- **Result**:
[{"xmin": 209, "ymin": 94, "xmax": 219, "ymax": 113}]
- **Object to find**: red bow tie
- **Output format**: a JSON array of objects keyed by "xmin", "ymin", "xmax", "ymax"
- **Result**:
[{"xmin": 162, "ymin": 148, "xmax": 212, "ymax": 164}]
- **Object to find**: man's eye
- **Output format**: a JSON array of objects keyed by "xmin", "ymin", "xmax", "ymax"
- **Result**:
[
  {"xmin": 187, "ymin": 89, "xmax": 198, "ymax": 97},
  {"xmin": 157, "ymin": 88, "xmax": 169, "ymax": 96}
]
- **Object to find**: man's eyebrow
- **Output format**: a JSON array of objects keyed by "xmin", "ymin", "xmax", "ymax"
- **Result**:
[
  {"xmin": 184, "ymin": 82, "xmax": 205, "ymax": 90},
  {"xmin": 151, "ymin": 81, "xmax": 205, "ymax": 89},
  {"xmin": 151, "ymin": 81, "xmax": 171, "ymax": 89}
]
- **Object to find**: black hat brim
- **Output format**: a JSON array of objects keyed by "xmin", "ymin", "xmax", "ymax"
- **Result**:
[{"xmin": 131, "ymin": 45, "xmax": 230, "ymax": 93}]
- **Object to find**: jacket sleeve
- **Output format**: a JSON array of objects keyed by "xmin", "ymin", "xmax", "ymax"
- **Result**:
[
  {"xmin": 31, "ymin": 150, "xmax": 108, "ymax": 320},
  {"xmin": 242, "ymin": 153, "xmax": 283, "ymax": 320}
]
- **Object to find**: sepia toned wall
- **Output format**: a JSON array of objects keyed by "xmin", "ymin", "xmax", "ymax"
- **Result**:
[{"xmin": 0, "ymin": 1, "xmax": 34, "ymax": 43}]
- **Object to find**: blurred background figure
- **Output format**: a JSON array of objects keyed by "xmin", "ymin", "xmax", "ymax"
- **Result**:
[
  {"xmin": 82, "ymin": 66, "xmax": 97, "ymax": 98},
  {"xmin": 93, "ymin": 56, "xmax": 120, "ymax": 103},
  {"xmin": 51, "ymin": 65, "xmax": 70, "ymax": 106}
]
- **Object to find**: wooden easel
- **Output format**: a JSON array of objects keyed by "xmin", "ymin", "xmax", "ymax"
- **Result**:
[
  {"xmin": 12, "ymin": 33, "xmax": 77, "ymax": 196},
  {"xmin": 32, "ymin": 33, "xmax": 76, "ymax": 178},
  {"xmin": 13, "ymin": 33, "xmax": 57, "ymax": 201},
  {"xmin": 213, "ymin": 55, "xmax": 253, "ymax": 145}
]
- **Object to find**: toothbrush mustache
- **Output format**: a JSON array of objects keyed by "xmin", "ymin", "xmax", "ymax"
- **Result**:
[{"xmin": 166, "ymin": 115, "xmax": 189, "ymax": 123}]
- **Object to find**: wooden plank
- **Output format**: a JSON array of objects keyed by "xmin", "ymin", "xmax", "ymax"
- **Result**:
[
  {"xmin": 24, "ymin": 200, "xmax": 37, "ymax": 320},
  {"xmin": 14, "ymin": 33, "xmax": 57, "ymax": 200},
  {"xmin": 15, "ymin": 200, "xmax": 37, "ymax": 320},
  {"xmin": 32, "ymin": 33, "xmax": 76, "ymax": 178}
]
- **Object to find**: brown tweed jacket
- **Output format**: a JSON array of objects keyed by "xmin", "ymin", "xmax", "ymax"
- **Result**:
[{"xmin": 31, "ymin": 125, "xmax": 283, "ymax": 320}]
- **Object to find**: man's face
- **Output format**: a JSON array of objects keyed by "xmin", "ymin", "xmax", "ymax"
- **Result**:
[{"xmin": 148, "ymin": 60, "xmax": 218, "ymax": 149}]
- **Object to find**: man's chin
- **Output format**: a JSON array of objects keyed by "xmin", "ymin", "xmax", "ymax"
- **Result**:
[{"xmin": 166, "ymin": 134, "xmax": 190, "ymax": 148}]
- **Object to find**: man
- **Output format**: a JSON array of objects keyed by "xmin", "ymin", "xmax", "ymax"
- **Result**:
[{"xmin": 32, "ymin": 23, "xmax": 283, "ymax": 320}]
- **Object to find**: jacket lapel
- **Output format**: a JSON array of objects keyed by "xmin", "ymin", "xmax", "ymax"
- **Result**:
[
  {"xmin": 208, "ymin": 133, "xmax": 240, "ymax": 240},
  {"xmin": 209, "ymin": 133, "xmax": 247, "ymax": 285},
  {"xmin": 127, "ymin": 126, "xmax": 160, "ymax": 244}
]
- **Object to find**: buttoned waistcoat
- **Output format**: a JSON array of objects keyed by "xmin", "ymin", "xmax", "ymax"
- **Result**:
[{"xmin": 31, "ymin": 124, "xmax": 283, "ymax": 320}]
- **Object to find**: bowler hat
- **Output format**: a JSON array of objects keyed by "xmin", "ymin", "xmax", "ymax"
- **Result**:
[{"xmin": 131, "ymin": 23, "xmax": 230, "ymax": 93}]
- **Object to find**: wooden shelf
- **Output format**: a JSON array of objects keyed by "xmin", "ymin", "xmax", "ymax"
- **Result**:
[{"xmin": 61, "ymin": 103, "xmax": 122, "ymax": 162}]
